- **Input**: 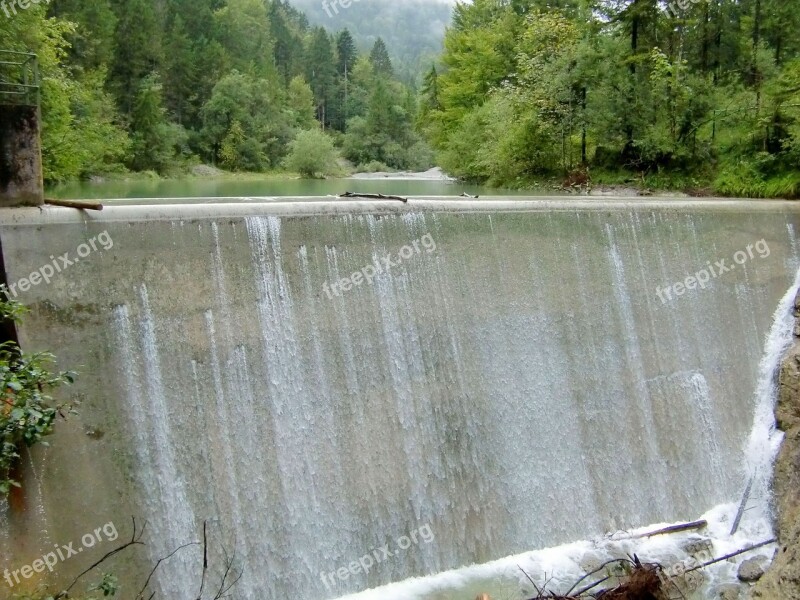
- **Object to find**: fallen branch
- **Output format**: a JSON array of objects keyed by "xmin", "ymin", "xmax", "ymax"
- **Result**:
[
  {"xmin": 45, "ymin": 198, "xmax": 104, "ymax": 211},
  {"xmin": 196, "ymin": 520, "xmax": 208, "ymax": 600},
  {"xmin": 54, "ymin": 516, "xmax": 147, "ymax": 599},
  {"xmin": 136, "ymin": 541, "xmax": 199, "ymax": 600},
  {"xmin": 730, "ymin": 477, "xmax": 754, "ymax": 535},
  {"xmin": 629, "ymin": 520, "xmax": 707, "ymax": 539},
  {"xmin": 339, "ymin": 191, "xmax": 408, "ymax": 202},
  {"xmin": 524, "ymin": 555, "xmax": 664, "ymax": 600},
  {"xmin": 686, "ymin": 538, "xmax": 777, "ymax": 572},
  {"xmin": 212, "ymin": 544, "xmax": 242, "ymax": 600},
  {"xmin": 47, "ymin": 518, "xmax": 241, "ymax": 600},
  {"xmin": 564, "ymin": 558, "xmax": 634, "ymax": 596},
  {"xmin": 574, "ymin": 575, "xmax": 610, "ymax": 596}
]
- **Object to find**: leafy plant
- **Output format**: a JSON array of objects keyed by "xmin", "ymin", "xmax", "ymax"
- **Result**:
[
  {"xmin": 88, "ymin": 573, "xmax": 118, "ymax": 597},
  {"xmin": 283, "ymin": 128, "xmax": 341, "ymax": 178},
  {"xmin": 13, "ymin": 575, "xmax": 116, "ymax": 600},
  {"xmin": 0, "ymin": 291, "xmax": 77, "ymax": 497}
]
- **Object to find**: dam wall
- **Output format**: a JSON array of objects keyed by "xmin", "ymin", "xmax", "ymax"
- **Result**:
[{"xmin": 0, "ymin": 198, "xmax": 798, "ymax": 599}]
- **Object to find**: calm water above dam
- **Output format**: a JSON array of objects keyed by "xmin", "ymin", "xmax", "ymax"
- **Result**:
[{"xmin": 46, "ymin": 175, "xmax": 544, "ymax": 203}]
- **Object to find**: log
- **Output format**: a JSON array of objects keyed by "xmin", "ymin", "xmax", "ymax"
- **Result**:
[
  {"xmin": 730, "ymin": 477, "xmax": 754, "ymax": 535},
  {"xmin": 631, "ymin": 519, "xmax": 708, "ymax": 539},
  {"xmin": 339, "ymin": 191, "xmax": 408, "ymax": 202},
  {"xmin": 686, "ymin": 538, "xmax": 777, "ymax": 572},
  {"xmin": 45, "ymin": 198, "xmax": 104, "ymax": 211}
]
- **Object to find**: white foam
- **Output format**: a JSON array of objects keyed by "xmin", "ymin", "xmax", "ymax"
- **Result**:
[
  {"xmin": 334, "ymin": 268, "xmax": 800, "ymax": 600},
  {"xmin": 334, "ymin": 504, "xmax": 776, "ymax": 600}
]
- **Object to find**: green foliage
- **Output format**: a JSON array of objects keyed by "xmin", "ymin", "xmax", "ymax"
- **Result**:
[
  {"xmin": 108, "ymin": 0, "xmax": 163, "ymax": 113},
  {"xmin": 341, "ymin": 74, "xmax": 434, "ymax": 171},
  {"xmin": 3, "ymin": 0, "xmax": 425, "ymax": 182},
  {"xmin": 0, "ymin": 294, "xmax": 76, "ymax": 497},
  {"xmin": 286, "ymin": 76, "xmax": 317, "ymax": 129},
  {"xmin": 306, "ymin": 27, "xmax": 337, "ymax": 126},
  {"xmin": 369, "ymin": 38, "xmax": 394, "ymax": 77},
  {"xmin": 89, "ymin": 573, "xmax": 118, "ymax": 597},
  {"xmin": 130, "ymin": 74, "xmax": 188, "ymax": 174},
  {"xmin": 358, "ymin": 160, "xmax": 392, "ymax": 173},
  {"xmin": 12, "ymin": 573, "xmax": 116, "ymax": 600},
  {"xmin": 419, "ymin": 0, "xmax": 800, "ymax": 194},
  {"xmin": 336, "ymin": 29, "xmax": 358, "ymax": 76},
  {"xmin": 283, "ymin": 129, "xmax": 341, "ymax": 178},
  {"xmin": 200, "ymin": 70, "xmax": 290, "ymax": 170},
  {"xmin": 289, "ymin": 0, "xmax": 451, "ymax": 81}
]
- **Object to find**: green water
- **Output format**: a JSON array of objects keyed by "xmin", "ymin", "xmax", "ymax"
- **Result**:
[{"xmin": 47, "ymin": 176, "xmax": 554, "ymax": 203}]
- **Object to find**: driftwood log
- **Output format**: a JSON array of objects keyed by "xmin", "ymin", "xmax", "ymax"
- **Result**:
[
  {"xmin": 45, "ymin": 198, "xmax": 104, "ymax": 211},
  {"xmin": 339, "ymin": 191, "xmax": 408, "ymax": 202}
]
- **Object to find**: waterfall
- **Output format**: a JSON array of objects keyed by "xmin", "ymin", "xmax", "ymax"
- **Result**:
[
  {"xmin": 744, "ymin": 267, "xmax": 800, "ymax": 518},
  {"xmin": 111, "ymin": 295, "xmax": 199, "ymax": 598},
  {"xmin": 2, "ymin": 202, "xmax": 800, "ymax": 600},
  {"xmin": 337, "ymin": 268, "xmax": 800, "ymax": 600},
  {"xmin": 83, "ymin": 213, "xmax": 800, "ymax": 598}
]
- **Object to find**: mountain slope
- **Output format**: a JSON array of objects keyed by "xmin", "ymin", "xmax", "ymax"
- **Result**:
[{"xmin": 289, "ymin": 0, "xmax": 452, "ymax": 81}]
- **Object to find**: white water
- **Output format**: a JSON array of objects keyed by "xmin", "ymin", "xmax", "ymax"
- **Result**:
[
  {"xmin": 338, "ymin": 267, "xmax": 800, "ymax": 600},
  {"xmin": 104, "ymin": 211, "xmax": 796, "ymax": 599},
  {"xmin": 4, "ymin": 204, "xmax": 799, "ymax": 599}
]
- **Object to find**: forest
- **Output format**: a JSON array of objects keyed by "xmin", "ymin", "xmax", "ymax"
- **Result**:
[
  {"xmin": 0, "ymin": 0, "xmax": 433, "ymax": 182},
  {"xmin": 1, "ymin": 0, "xmax": 799, "ymax": 196},
  {"xmin": 290, "ymin": 0, "xmax": 452, "ymax": 84},
  {"xmin": 417, "ymin": 0, "xmax": 800, "ymax": 196}
]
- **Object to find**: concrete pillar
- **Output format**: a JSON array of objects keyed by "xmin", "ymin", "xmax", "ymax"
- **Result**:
[{"xmin": 0, "ymin": 105, "xmax": 43, "ymax": 207}]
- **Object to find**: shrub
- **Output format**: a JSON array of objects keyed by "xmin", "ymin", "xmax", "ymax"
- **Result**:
[
  {"xmin": 0, "ymin": 292, "xmax": 76, "ymax": 496},
  {"xmin": 283, "ymin": 129, "xmax": 341, "ymax": 178}
]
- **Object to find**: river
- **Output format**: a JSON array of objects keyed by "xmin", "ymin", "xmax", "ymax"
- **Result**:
[{"xmin": 46, "ymin": 174, "xmax": 550, "ymax": 203}]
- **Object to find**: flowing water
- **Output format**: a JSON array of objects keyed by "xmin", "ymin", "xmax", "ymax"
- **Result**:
[
  {"xmin": 346, "ymin": 266, "xmax": 800, "ymax": 600},
  {"xmin": 0, "ymin": 199, "xmax": 799, "ymax": 599}
]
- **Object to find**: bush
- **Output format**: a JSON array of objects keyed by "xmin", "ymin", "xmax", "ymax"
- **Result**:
[
  {"xmin": 356, "ymin": 160, "xmax": 392, "ymax": 173},
  {"xmin": 0, "ymin": 292, "xmax": 76, "ymax": 496},
  {"xmin": 283, "ymin": 129, "xmax": 341, "ymax": 178}
]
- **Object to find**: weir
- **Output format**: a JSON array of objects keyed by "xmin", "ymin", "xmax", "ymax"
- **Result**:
[{"xmin": 0, "ymin": 197, "xmax": 799, "ymax": 599}]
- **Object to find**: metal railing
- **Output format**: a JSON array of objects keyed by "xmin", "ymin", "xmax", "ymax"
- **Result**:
[{"xmin": 0, "ymin": 50, "xmax": 40, "ymax": 110}]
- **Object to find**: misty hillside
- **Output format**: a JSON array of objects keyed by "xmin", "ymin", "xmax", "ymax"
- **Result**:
[{"xmin": 289, "ymin": 0, "xmax": 452, "ymax": 81}]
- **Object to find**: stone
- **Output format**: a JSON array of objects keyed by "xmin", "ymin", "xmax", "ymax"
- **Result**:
[
  {"xmin": 191, "ymin": 164, "xmax": 224, "ymax": 177},
  {"xmin": 716, "ymin": 583, "xmax": 741, "ymax": 599},
  {"xmin": 682, "ymin": 537, "xmax": 713, "ymax": 558},
  {"xmin": 578, "ymin": 551, "xmax": 605, "ymax": 574},
  {"xmin": 738, "ymin": 557, "xmax": 765, "ymax": 582}
]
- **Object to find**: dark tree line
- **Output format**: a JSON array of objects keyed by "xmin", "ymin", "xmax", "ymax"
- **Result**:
[
  {"xmin": 0, "ymin": 0, "xmax": 433, "ymax": 181},
  {"xmin": 418, "ymin": 0, "xmax": 800, "ymax": 196}
]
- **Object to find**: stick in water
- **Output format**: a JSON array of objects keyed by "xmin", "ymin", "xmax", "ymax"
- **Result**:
[
  {"xmin": 686, "ymin": 538, "xmax": 777, "ymax": 572},
  {"xmin": 730, "ymin": 477, "xmax": 754, "ymax": 536},
  {"xmin": 631, "ymin": 519, "xmax": 708, "ymax": 539}
]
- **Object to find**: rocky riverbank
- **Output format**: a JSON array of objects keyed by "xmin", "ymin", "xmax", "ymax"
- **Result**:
[{"xmin": 753, "ymin": 290, "xmax": 800, "ymax": 599}]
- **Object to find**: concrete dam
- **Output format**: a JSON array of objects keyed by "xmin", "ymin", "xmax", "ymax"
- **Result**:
[{"xmin": 0, "ymin": 197, "xmax": 799, "ymax": 599}]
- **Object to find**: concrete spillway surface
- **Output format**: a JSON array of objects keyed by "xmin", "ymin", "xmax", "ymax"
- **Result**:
[{"xmin": 0, "ymin": 197, "xmax": 799, "ymax": 599}]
